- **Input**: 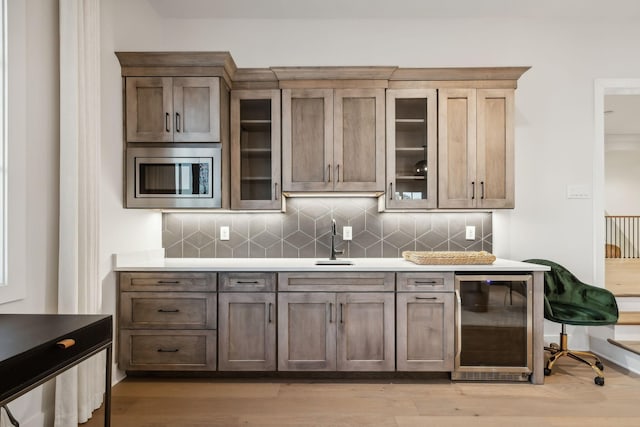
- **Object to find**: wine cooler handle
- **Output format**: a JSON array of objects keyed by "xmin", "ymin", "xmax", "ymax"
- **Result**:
[{"xmin": 455, "ymin": 289, "xmax": 462, "ymax": 361}]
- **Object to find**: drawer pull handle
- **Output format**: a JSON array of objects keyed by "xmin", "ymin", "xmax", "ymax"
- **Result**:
[
  {"xmin": 157, "ymin": 348, "xmax": 179, "ymax": 353},
  {"xmin": 56, "ymin": 338, "xmax": 76, "ymax": 349},
  {"xmin": 158, "ymin": 309, "xmax": 180, "ymax": 313},
  {"xmin": 235, "ymin": 280, "xmax": 259, "ymax": 284},
  {"xmin": 414, "ymin": 280, "xmax": 439, "ymax": 285},
  {"xmin": 415, "ymin": 296, "xmax": 438, "ymax": 300},
  {"xmin": 340, "ymin": 303, "xmax": 344, "ymax": 324},
  {"xmin": 268, "ymin": 302, "xmax": 273, "ymax": 323},
  {"xmin": 157, "ymin": 280, "xmax": 180, "ymax": 284}
]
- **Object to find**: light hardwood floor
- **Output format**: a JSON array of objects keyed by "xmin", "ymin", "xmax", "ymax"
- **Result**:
[{"xmin": 83, "ymin": 358, "xmax": 640, "ymax": 427}]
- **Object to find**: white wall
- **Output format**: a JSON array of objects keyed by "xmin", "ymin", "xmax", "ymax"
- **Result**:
[{"xmin": 0, "ymin": 0, "xmax": 59, "ymax": 425}]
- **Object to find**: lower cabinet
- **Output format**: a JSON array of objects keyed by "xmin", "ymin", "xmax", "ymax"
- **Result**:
[
  {"xmin": 218, "ymin": 292, "xmax": 276, "ymax": 371},
  {"xmin": 278, "ymin": 292, "xmax": 395, "ymax": 371},
  {"xmin": 117, "ymin": 270, "xmax": 456, "ymax": 375},
  {"xmin": 118, "ymin": 272, "xmax": 217, "ymax": 372},
  {"xmin": 396, "ymin": 273, "xmax": 455, "ymax": 371}
]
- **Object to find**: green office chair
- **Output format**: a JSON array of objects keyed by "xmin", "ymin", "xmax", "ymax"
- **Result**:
[{"xmin": 524, "ymin": 259, "xmax": 619, "ymax": 386}]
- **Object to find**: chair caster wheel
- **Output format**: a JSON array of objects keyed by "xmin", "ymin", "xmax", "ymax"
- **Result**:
[
  {"xmin": 595, "ymin": 361, "xmax": 604, "ymax": 371},
  {"xmin": 594, "ymin": 377, "xmax": 604, "ymax": 386},
  {"xmin": 549, "ymin": 343, "xmax": 560, "ymax": 350},
  {"xmin": 544, "ymin": 368, "xmax": 552, "ymax": 376}
]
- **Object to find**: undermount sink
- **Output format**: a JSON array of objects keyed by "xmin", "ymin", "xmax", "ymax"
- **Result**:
[{"xmin": 314, "ymin": 259, "xmax": 354, "ymax": 266}]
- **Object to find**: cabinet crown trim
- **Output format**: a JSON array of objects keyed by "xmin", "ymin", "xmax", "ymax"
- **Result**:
[
  {"xmin": 271, "ymin": 66, "xmax": 398, "ymax": 81},
  {"xmin": 389, "ymin": 66, "xmax": 531, "ymax": 81},
  {"xmin": 115, "ymin": 51, "xmax": 238, "ymax": 78}
]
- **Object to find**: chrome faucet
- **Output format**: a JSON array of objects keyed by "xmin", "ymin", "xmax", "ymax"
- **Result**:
[{"xmin": 329, "ymin": 219, "xmax": 344, "ymax": 260}]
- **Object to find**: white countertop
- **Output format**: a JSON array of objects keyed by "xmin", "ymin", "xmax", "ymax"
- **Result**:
[{"xmin": 113, "ymin": 249, "xmax": 550, "ymax": 272}]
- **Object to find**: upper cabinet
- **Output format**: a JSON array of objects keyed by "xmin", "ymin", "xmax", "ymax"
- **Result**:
[
  {"xmin": 125, "ymin": 77, "xmax": 221, "ymax": 143},
  {"xmin": 230, "ymin": 89, "xmax": 282, "ymax": 210},
  {"xmin": 117, "ymin": 53, "xmax": 529, "ymax": 211},
  {"xmin": 281, "ymin": 85, "xmax": 385, "ymax": 192},
  {"xmin": 385, "ymin": 89, "xmax": 438, "ymax": 209},
  {"xmin": 438, "ymin": 88, "xmax": 514, "ymax": 209}
]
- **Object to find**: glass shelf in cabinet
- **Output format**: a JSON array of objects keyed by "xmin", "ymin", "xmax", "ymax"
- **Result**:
[{"xmin": 240, "ymin": 120, "xmax": 272, "ymax": 132}]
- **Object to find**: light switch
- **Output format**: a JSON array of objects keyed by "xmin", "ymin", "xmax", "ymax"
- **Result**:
[
  {"xmin": 567, "ymin": 185, "xmax": 592, "ymax": 199},
  {"xmin": 220, "ymin": 226, "xmax": 230, "ymax": 241}
]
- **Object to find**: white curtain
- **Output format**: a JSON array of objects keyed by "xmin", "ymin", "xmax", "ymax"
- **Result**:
[{"xmin": 56, "ymin": 0, "xmax": 103, "ymax": 426}]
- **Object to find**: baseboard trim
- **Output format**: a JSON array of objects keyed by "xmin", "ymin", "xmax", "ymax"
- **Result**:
[{"xmin": 608, "ymin": 338, "xmax": 640, "ymax": 356}]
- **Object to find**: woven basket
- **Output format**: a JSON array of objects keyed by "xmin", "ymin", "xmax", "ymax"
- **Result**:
[{"xmin": 402, "ymin": 250, "xmax": 496, "ymax": 265}]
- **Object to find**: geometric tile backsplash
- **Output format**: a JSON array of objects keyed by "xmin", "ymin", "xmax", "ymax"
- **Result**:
[{"xmin": 162, "ymin": 197, "xmax": 492, "ymax": 258}]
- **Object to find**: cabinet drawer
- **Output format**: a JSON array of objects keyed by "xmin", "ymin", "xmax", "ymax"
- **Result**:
[
  {"xmin": 219, "ymin": 272, "xmax": 276, "ymax": 292},
  {"xmin": 397, "ymin": 272, "xmax": 454, "ymax": 292},
  {"xmin": 119, "ymin": 329, "xmax": 216, "ymax": 371},
  {"xmin": 120, "ymin": 292, "xmax": 216, "ymax": 329},
  {"xmin": 119, "ymin": 272, "xmax": 216, "ymax": 292},
  {"xmin": 279, "ymin": 272, "xmax": 394, "ymax": 292}
]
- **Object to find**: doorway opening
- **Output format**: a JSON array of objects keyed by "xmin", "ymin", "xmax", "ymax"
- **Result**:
[{"xmin": 594, "ymin": 80, "xmax": 640, "ymax": 291}]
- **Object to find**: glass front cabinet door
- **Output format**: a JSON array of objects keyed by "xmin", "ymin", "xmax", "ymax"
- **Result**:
[
  {"xmin": 385, "ymin": 89, "xmax": 437, "ymax": 209},
  {"xmin": 230, "ymin": 90, "xmax": 282, "ymax": 209}
]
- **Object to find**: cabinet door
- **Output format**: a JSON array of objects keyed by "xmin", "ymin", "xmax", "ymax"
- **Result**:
[
  {"xmin": 173, "ymin": 77, "xmax": 220, "ymax": 142},
  {"xmin": 385, "ymin": 89, "xmax": 437, "ymax": 209},
  {"xmin": 333, "ymin": 89, "xmax": 385, "ymax": 191},
  {"xmin": 277, "ymin": 292, "xmax": 336, "ymax": 371},
  {"xmin": 438, "ymin": 88, "xmax": 477, "ymax": 208},
  {"xmin": 218, "ymin": 293, "xmax": 276, "ymax": 371},
  {"xmin": 230, "ymin": 90, "xmax": 281, "ymax": 209},
  {"xmin": 396, "ymin": 292, "xmax": 454, "ymax": 371},
  {"xmin": 125, "ymin": 77, "xmax": 173, "ymax": 143},
  {"xmin": 337, "ymin": 292, "xmax": 394, "ymax": 371},
  {"xmin": 477, "ymin": 89, "xmax": 514, "ymax": 208},
  {"xmin": 282, "ymin": 89, "xmax": 333, "ymax": 191}
]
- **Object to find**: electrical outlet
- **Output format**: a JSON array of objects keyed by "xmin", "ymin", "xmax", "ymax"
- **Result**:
[
  {"xmin": 220, "ymin": 226, "xmax": 230, "ymax": 241},
  {"xmin": 465, "ymin": 226, "xmax": 476, "ymax": 240},
  {"xmin": 343, "ymin": 226, "xmax": 353, "ymax": 240}
]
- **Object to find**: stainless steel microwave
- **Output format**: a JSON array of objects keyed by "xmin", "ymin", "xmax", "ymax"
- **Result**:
[{"xmin": 126, "ymin": 145, "xmax": 222, "ymax": 208}]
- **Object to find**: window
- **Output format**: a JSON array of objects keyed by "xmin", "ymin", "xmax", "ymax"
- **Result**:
[{"xmin": 0, "ymin": 0, "xmax": 6, "ymax": 285}]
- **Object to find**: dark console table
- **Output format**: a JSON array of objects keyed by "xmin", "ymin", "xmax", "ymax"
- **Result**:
[{"xmin": 0, "ymin": 314, "xmax": 113, "ymax": 426}]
